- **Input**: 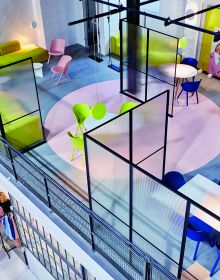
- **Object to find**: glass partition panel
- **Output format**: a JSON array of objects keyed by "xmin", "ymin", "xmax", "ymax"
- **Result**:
[
  {"xmin": 132, "ymin": 92, "xmax": 168, "ymax": 179},
  {"xmin": 148, "ymin": 30, "xmax": 178, "ymax": 86},
  {"xmin": 132, "ymin": 168, "xmax": 187, "ymax": 277},
  {"xmin": 122, "ymin": 20, "xmax": 148, "ymax": 102},
  {"xmin": 87, "ymin": 138, "xmax": 130, "ymax": 238},
  {"xmin": 0, "ymin": 59, "xmax": 44, "ymax": 150},
  {"xmin": 88, "ymin": 113, "xmax": 129, "ymax": 160}
]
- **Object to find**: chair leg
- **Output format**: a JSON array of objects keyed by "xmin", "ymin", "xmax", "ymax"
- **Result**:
[
  {"xmin": 47, "ymin": 54, "xmax": 51, "ymax": 64},
  {"xmin": 193, "ymin": 241, "xmax": 200, "ymax": 261},
  {"xmin": 70, "ymin": 147, "xmax": 75, "ymax": 161},
  {"xmin": 82, "ymin": 153, "xmax": 85, "ymax": 167},
  {"xmin": 196, "ymin": 91, "xmax": 199, "ymax": 104},
  {"xmin": 210, "ymin": 257, "xmax": 220, "ymax": 277},
  {"xmin": 79, "ymin": 126, "xmax": 84, "ymax": 134},
  {"xmin": 177, "ymin": 89, "xmax": 183, "ymax": 99},
  {"xmin": 56, "ymin": 73, "xmax": 63, "ymax": 86},
  {"xmin": 74, "ymin": 125, "xmax": 79, "ymax": 136},
  {"xmin": 66, "ymin": 73, "xmax": 71, "ymax": 81},
  {"xmin": 186, "ymin": 92, "xmax": 189, "ymax": 106}
]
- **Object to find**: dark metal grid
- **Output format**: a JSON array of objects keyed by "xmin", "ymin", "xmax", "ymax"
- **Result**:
[{"xmin": 11, "ymin": 199, "xmax": 88, "ymax": 280}]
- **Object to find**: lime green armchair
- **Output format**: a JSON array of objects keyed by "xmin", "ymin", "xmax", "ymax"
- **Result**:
[
  {"xmin": 110, "ymin": 34, "xmax": 181, "ymax": 65},
  {"xmin": 0, "ymin": 40, "xmax": 48, "ymax": 67},
  {"xmin": 0, "ymin": 91, "xmax": 44, "ymax": 150}
]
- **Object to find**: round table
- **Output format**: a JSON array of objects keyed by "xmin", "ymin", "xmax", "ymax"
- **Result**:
[
  {"xmin": 162, "ymin": 63, "xmax": 198, "ymax": 79},
  {"xmin": 33, "ymin": 63, "xmax": 43, "ymax": 78},
  {"xmin": 162, "ymin": 64, "xmax": 198, "ymax": 100},
  {"xmin": 84, "ymin": 112, "xmax": 116, "ymax": 130}
]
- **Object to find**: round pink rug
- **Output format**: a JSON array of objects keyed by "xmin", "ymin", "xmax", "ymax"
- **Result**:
[{"xmin": 45, "ymin": 80, "xmax": 220, "ymax": 174}]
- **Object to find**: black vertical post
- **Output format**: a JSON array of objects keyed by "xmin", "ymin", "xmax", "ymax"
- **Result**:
[
  {"xmin": 43, "ymin": 177, "xmax": 51, "ymax": 208},
  {"xmin": 129, "ymin": 110, "xmax": 133, "ymax": 243},
  {"xmin": 177, "ymin": 200, "xmax": 191, "ymax": 279},
  {"xmin": 30, "ymin": 58, "xmax": 46, "ymax": 142},
  {"xmin": 80, "ymin": 265, "xmax": 87, "ymax": 280},
  {"xmin": 171, "ymin": 38, "xmax": 179, "ymax": 117},
  {"xmin": 120, "ymin": 19, "xmax": 123, "ymax": 93},
  {"xmin": 145, "ymin": 29, "xmax": 150, "ymax": 102},
  {"xmin": 84, "ymin": 135, "xmax": 95, "ymax": 251},
  {"xmin": 0, "ymin": 114, "xmax": 6, "ymax": 139},
  {"xmin": 144, "ymin": 261, "xmax": 152, "ymax": 280},
  {"xmin": 0, "ymin": 115, "xmax": 18, "ymax": 181},
  {"xmin": 127, "ymin": 0, "xmax": 140, "ymax": 94},
  {"xmin": 162, "ymin": 90, "xmax": 169, "ymax": 179}
]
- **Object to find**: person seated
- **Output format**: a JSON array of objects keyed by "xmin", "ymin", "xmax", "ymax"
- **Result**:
[
  {"xmin": 0, "ymin": 191, "xmax": 11, "ymax": 215},
  {"xmin": 208, "ymin": 43, "xmax": 220, "ymax": 78}
]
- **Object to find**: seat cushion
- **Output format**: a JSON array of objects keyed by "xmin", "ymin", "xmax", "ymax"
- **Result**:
[
  {"xmin": 189, "ymin": 216, "xmax": 213, "ymax": 234},
  {"xmin": 0, "ymin": 40, "xmax": 21, "ymax": 56}
]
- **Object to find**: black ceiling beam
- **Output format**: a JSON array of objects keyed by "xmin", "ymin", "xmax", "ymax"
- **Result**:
[
  {"xmin": 137, "ymin": 0, "xmax": 159, "ymax": 8},
  {"xmin": 167, "ymin": 4, "xmax": 220, "ymax": 25},
  {"xmin": 68, "ymin": 0, "xmax": 158, "ymax": 26},
  {"xmin": 93, "ymin": 0, "xmax": 220, "ymax": 37},
  {"xmin": 68, "ymin": 7, "xmax": 124, "ymax": 26}
]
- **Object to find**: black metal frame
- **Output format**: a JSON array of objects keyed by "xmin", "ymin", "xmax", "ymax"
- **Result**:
[
  {"xmin": 10, "ymin": 199, "xmax": 91, "ymax": 280},
  {"xmin": 0, "ymin": 57, "xmax": 45, "ymax": 153},
  {"xmin": 92, "ymin": 0, "xmax": 220, "ymax": 37},
  {"xmin": 84, "ymin": 90, "xmax": 172, "ymax": 278},
  {"xmin": 119, "ymin": 18, "xmax": 178, "ymax": 116}
]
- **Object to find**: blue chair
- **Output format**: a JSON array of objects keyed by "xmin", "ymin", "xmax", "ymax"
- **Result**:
[
  {"xmin": 189, "ymin": 216, "xmax": 213, "ymax": 236},
  {"xmin": 177, "ymin": 79, "xmax": 202, "ymax": 106},
  {"xmin": 163, "ymin": 171, "xmax": 185, "ymax": 190},
  {"xmin": 187, "ymin": 225, "xmax": 208, "ymax": 261},
  {"xmin": 181, "ymin": 57, "xmax": 198, "ymax": 69},
  {"xmin": 210, "ymin": 243, "xmax": 220, "ymax": 277}
]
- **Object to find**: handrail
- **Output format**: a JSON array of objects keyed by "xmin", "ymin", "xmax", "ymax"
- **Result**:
[{"xmin": 0, "ymin": 136, "xmax": 146, "ymax": 258}]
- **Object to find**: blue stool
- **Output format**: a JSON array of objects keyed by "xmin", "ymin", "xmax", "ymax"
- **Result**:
[
  {"xmin": 177, "ymin": 80, "xmax": 202, "ymax": 106},
  {"xmin": 181, "ymin": 57, "xmax": 198, "ymax": 69},
  {"xmin": 163, "ymin": 171, "xmax": 185, "ymax": 190}
]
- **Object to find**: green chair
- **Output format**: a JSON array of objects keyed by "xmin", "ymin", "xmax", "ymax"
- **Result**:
[
  {"xmin": 67, "ymin": 132, "xmax": 85, "ymax": 165},
  {"xmin": 90, "ymin": 103, "xmax": 106, "ymax": 120},
  {"xmin": 179, "ymin": 36, "xmax": 188, "ymax": 50},
  {"xmin": 72, "ymin": 103, "xmax": 90, "ymax": 135},
  {"xmin": 119, "ymin": 102, "xmax": 137, "ymax": 114}
]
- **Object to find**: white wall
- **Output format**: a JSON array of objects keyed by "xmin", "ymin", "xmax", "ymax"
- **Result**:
[
  {"xmin": 0, "ymin": 0, "xmax": 45, "ymax": 47},
  {"xmin": 0, "ymin": 172, "xmax": 123, "ymax": 280},
  {"xmin": 40, "ymin": 0, "xmax": 85, "ymax": 49},
  {"xmin": 26, "ymin": 250, "xmax": 55, "ymax": 280}
]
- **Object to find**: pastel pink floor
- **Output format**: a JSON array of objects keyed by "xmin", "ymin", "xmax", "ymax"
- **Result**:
[{"xmin": 45, "ymin": 80, "xmax": 220, "ymax": 175}]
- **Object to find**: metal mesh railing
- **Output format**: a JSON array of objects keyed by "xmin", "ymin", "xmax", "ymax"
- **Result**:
[{"xmin": 0, "ymin": 136, "xmax": 177, "ymax": 280}]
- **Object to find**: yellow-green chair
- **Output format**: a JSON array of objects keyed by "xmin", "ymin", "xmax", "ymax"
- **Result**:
[
  {"xmin": 72, "ymin": 103, "xmax": 90, "ymax": 136},
  {"xmin": 90, "ymin": 103, "xmax": 106, "ymax": 120},
  {"xmin": 67, "ymin": 132, "xmax": 85, "ymax": 165},
  {"xmin": 179, "ymin": 36, "xmax": 188, "ymax": 50},
  {"xmin": 119, "ymin": 102, "xmax": 137, "ymax": 114}
]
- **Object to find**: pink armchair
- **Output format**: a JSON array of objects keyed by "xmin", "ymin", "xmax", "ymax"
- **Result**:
[
  {"xmin": 47, "ymin": 39, "xmax": 65, "ymax": 64},
  {"xmin": 51, "ymin": 55, "xmax": 72, "ymax": 86}
]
